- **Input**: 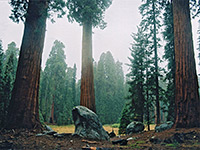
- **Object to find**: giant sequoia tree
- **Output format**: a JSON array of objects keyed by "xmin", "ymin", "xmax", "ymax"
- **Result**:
[
  {"xmin": 6, "ymin": 0, "xmax": 65, "ymax": 129},
  {"xmin": 67, "ymin": 0, "xmax": 112, "ymax": 112},
  {"xmin": 173, "ymin": 0, "xmax": 200, "ymax": 128}
]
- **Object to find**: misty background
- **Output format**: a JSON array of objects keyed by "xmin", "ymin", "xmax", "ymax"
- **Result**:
[{"xmin": 0, "ymin": 0, "xmax": 199, "ymax": 79}]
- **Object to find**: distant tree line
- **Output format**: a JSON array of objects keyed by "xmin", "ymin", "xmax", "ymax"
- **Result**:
[
  {"xmin": 39, "ymin": 41, "xmax": 126, "ymax": 125},
  {"xmin": 0, "ymin": 40, "xmax": 126, "ymax": 126},
  {"xmin": 0, "ymin": 41, "xmax": 19, "ymax": 127}
]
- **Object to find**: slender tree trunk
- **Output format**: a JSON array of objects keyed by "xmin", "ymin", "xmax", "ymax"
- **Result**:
[
  {"xmin": 173, "ymin": 0, "xmax": 200, "ymax": 128},
  {"xmin": 153, "ymin": 0, "xmax": 160, "ymax": 125},
  {"xmin": 80, "ymin": 21, "xmax": 96, "ymax": 113},
  {"xmin": 6, "ymin": 0, "xmax": 48, "ymax": 129},
  {"xmin": 50, "ymin": 101, "xmax": 54, "ymax": 124}
]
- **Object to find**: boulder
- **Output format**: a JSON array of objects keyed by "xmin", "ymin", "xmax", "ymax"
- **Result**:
[
  {"xmin": 72, "ymin": 106, "xmax": 110, "ymax": 141},
  {"xmin": 126, "ymin": 121, "xmax": 145, "ymax": 134},
  {"xmin": 155, "ymin": 121, "xmax": 173, "ymax": 132}
]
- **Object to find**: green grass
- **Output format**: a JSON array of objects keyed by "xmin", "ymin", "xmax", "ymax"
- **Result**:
[
  {"xmin": 135, "ymin": 141, "xmax": 146, "ymax": 144},
  {"xmin": 129, "ymin": 143, "xmax": 142, "ymax": 149},
  {"xmin": 165, "ymin": 143, "xmax": 179, "ymax": 148},
  {"xmin": 111, "ymin": 123, "xmax": 120, "ymax": 128}
]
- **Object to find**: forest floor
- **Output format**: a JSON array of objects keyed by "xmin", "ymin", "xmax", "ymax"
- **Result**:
[{"xmin": 1, "ymin": 124, "xmax": 200, "ymax": 149}]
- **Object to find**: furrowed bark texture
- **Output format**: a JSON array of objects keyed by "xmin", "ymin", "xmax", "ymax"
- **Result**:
[
  {"xmin": 173, "ymin": 0, "xmax": 200, "ymax": 128},
  {"xmin": 6, "ymin": 0, "xmax": 48, "ymax": 129},
  {"xmin": 80, "ymin": 22, "xmax": 96, "ymax": 113}
]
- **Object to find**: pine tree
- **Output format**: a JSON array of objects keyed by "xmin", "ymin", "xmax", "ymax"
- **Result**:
[
  {"xmin": 95, "ymin": 51, "xmax": 125, "ymax": 124},
  {"xmin": 139, "ymin": 0, "xmax": 162, "ymax": 124},
  {"xmin": 127, "ymin": 27, "xmax": 147, "ymax": 122},
  {"xmin": 63, "ymin": 65, "xmax": 77, "ymax": 124},
  {"xmin": 118, "ymin": 101, "xmax": 134, "ymax": 134},
  {"xmin": 40, "ymin": 40, "xmax": 67, "ymax": 125},
  {"xmin": 162, "ymin": 1, "xmax": 175, "ymax": 122},
  {"xmin": 4, "ymin": 42, "xmax": 19, "ymax": 81},
  {"xmin": 0, "ymin": 40, "xmax": 4, "ymax": 127},
  {"xmin": 2, "ymin": 53, "xmax": 15, "ymax": 126},
  {"xmin": 67, "ymin": 0, "xmax": 112, "ymax": 112}
]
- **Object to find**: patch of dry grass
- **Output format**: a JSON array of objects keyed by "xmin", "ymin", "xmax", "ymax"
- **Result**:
[
  {"xmin": 49, "ymin": 124, "xmax": 156, "ymax": 135},
  {"xmin": 144, "ymin": 124, "xmax": 156, "ymax": 131},
  {"xmin": 49, "ymin": 124, "xmax": 119, "ymax": 134},
  {"xmin": 50, "ymin": 124, "xmax": 75, "ymax": 133}
]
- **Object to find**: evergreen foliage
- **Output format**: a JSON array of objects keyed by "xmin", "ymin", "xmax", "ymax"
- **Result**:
[
  {"xmin": 3, "ymin": 42, "xmax": 19, "ymax": 80},
  {"xmin": 162, "ymin": 1, "xmax": 175, "ymax": 122},
  {"xmin": 94, "ymin": 51, "xmax": 125, "ymax": 124},
  {"xmin": 0, "ymin": 41, "xmax": 19, "ymax": 127},
  {"xmin": 139, "ymin": 0, "xmax": 164, "ymax": 124},
  {"xmin": 66, "ymin": 0, "xmax": 112, "ymax": 28},
  {"xmin": 66, "ymin": 0, "xmax": 112, "ymax": 113},
  {"xmin": 0, "ymin": 40, "xmax": 4, "ymax": 127},
  {"xmin": 126, "ymin": 27, "xmax": 148, "ymax": 123},
  {"xmin": 9, "ymin": 0, "xmax": 66, "ymax": 23},
  {"xmin": 118, "ymin": 101, "xmax": 134, "ymax": 134},
  {"xmin": 39, "ymin": 40, "xmax": 77, "ymax": 125},
  {"xmin": 2, "ymin": 53, "xmax": 15, "ymax": 126}
]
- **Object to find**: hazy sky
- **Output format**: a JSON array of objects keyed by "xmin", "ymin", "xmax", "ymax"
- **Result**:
[{"xmin": 0, "ymin": 0, "xmax": 199, "ymax": 78}]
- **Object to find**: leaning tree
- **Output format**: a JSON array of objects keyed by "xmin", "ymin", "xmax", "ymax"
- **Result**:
[
  {"xmin": 66, "ymin": 0, "xmax": 112, "ymax": 112},
  {"xmin": 6, "ymin": 0, "xmax": 65, "ymax": 129},
  {"xmin": 173, "ymin": 0, "xmax": 200, "ymax": 128}
]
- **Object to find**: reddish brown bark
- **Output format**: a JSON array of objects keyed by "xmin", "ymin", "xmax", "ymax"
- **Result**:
[
  {"xmin": 50, "ymin": 101, "xmax": 54, "ymax": 124},
  {"xmin": 80, "ymin": 21, "xmax": 96, "ymax": 113},
  {"xmin": 173, "ymin": 0, "xmax": 200, "ymax": 128},
  {"xmin": 6, "ymin": 0, "xmax": 48, "ymax": 129}
]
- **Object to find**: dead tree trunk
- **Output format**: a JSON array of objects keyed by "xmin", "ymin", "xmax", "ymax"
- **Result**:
[
  {"xmin": 80, "ymin": 21, "xmax": 96, "ymax": 113},
  {"xmin": 173, "ymin": 0, "xmax": 200, "ymax": 128},
  {"xmin": 6, "ymin": 0, "xmax": 48, "ymax": 129}
]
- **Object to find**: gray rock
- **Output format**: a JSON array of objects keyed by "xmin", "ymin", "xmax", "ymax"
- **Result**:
[
  {"xmin": 45, "ymin": 125, "xmax": 53, "ymax": 131},
  {"xmin": 126, "ymin": 121, "xmax": 145, "ymax": 134},
  {"xmin": 36, "ymin": 133, "xmax": 44, "ymax": 137},
  {"xmin": 43, "ymin": 130, "xmax": 57, "ymax": 135},
  {"xmin": 72, "ymin": 106, "xmax": 109, "ymax": 141},
  {"xmin": 53, "ymin": 133, "xmax": 71, "ymax": 138},
  {"xmin": 155, "ymin": 121, "xmax": 174, "ymax": 132}
]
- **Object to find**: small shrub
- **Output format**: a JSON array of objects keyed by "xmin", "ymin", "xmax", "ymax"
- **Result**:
[{"xmin": 111, "ymin": 123, "xmax": 120, "ymax": 128}]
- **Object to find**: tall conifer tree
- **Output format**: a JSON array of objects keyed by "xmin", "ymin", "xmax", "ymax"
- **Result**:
[
  {"xmin": 162, "ymin": 0, "xmax": 175, "ymax": 122},
  {"xmin": 139, "ymin": 0, "xmax": 162, "ymax": 124},
  {"xmin": 0, "ymin": 40, "xmax": 4, "ymax": 127},
  {"xmin": 173, "ymin": 0, "xmax": 200, "ymax": 128},
  {"xmin": 66, "ymin": 0, "xmax": 112, "ymax": 112},
  {"xmin": 7, "ymin": 0, "xmax": 65, "ymax": 129}
]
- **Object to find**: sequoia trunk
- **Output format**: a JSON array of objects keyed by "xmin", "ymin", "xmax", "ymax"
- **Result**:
[
  {"xmin": 6, "ymin": 0, "xmax": 48, "ymax": 129},
  {"xmin": 173, "ymin": 0, "xmax": 200, "ymax": 128},
  {"xmin": 80, "ymin": 22, "xmax": 96, "ymax": 112}
]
